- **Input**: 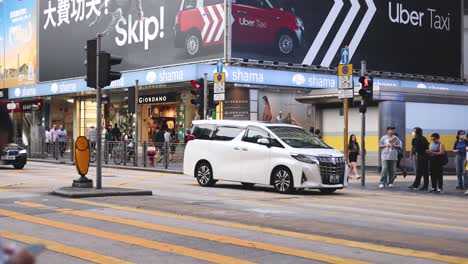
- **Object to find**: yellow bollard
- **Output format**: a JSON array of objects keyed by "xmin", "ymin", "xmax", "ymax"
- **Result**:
[{"xmin": 72, "ymin": 136, "xmax": 93, "ymax": 188}]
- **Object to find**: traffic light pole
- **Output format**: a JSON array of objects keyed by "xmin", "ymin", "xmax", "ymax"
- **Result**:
[
  {"xmin": 96, "ymin": 34, "xmax": 103, "ymax": 190},
  {"xmin": 360, "ymin": 60, "xmax": 367, "ymax": 187},
  {"xmin": 203, "ymin": 73, "xmax": 208, "ymax": 119}
]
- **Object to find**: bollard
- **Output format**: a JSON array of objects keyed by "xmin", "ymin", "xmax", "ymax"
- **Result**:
[
  {"xmin": 123, "ymin": 142, "xmax": 127, "ymax": 166},
  {"xmin": 143, "ymin": 141, "xmax": 147, "ymax": 167},
  {"xmin": 164, "ymin": 142, "xmax": 169, "ymax": 169},
  {"xmin": 104, "ymin": 141, "xmax": 108, "ymax": 164},
  {"xmin": 55, "ymin": 141, "xmax": 59, "ymax": 160},
  {"xmin": 70, "ymin": 141, "xmax": 74, "ymax": 162},
  {"xmin": 41, "ymin": 140, "xmax": 45, "ymax": 159}
]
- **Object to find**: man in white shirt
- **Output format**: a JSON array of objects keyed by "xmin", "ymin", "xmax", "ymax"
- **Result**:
[
  {"xmin": 87, "ymin": 125, "xmax": 97, "ymax": 150},
  {"xmin": 49, "ymin": 125, "xmax": 59, "ymax": 157}
]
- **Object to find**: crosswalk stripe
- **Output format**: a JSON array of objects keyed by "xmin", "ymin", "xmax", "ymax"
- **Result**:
[
  {"xmin": 67, "ymin": 199, "xmax": 468, "ymax": 264},
  {"xmin": 0, "ymin": 209, "xmax": 254, "ymax": 264},
  {"xmin": 50, "ymin": 207, "xmax": 369, "ymax": 264},
  {"xmin": 16, "ymin": 202, "xmax": 48, "ymax": 208},
  {"xmin": 1, "ymin": 231, "xmax": 132, "ymax": 264}
]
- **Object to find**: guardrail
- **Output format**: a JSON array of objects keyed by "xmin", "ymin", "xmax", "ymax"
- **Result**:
[{"xmin": 25, "ymin": 139, "xmax": 185, "ymax": 172}]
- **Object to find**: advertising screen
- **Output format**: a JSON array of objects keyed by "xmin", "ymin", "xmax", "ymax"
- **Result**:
[
  {"xmin": 39, "ymin": 0, "xmax": 225, "ymax": 82},
  {"xmin": 231, "ymin": 0, "xmax": 462, "ymax": 78},
  {"xmin": 4, "ymin": 0, "xmax": 37, "ymax": 87}
]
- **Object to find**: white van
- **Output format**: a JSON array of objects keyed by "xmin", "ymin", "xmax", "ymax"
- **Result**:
[{"xmin": 183, "ymin": 120, "xmax": 348, "ymax": 194}]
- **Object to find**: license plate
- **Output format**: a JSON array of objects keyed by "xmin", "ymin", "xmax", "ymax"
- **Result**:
[
  {"xmin": 1, "ymin": 156, "xmax": 15, "ymax": 160},
  {"xmin": 330, "ymin": 174, "xmax": 339, "ymax": 184}
]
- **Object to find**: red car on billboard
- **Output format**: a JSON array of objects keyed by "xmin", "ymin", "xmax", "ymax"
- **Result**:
[{"xmin": 175, "ymin": 0, "xmax": 304, "ymax": 56}]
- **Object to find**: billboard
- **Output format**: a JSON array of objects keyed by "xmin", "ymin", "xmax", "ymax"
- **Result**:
[
  {"xmin": 0, "ymin": 0, "xmax": 4, "ymax": 88},
  {"xmin": 231, "ymin": 0, "xmax": 462, "ymax": 78},
  {"xmin": 4, "ymin": 0, "xmax": 37, "ymax": 87},
  {"xmin": 39, "ymin": 0, "xmax": 225, "ymax": 82}
]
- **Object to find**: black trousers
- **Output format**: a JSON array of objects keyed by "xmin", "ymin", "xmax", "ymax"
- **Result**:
[
  {"xmin": 430, "ymin": 159, "xmax": 444, "ymax": 190},
  {"xmin": 412, "ymin": 157, "xmax": 429, "ymax": 188}
]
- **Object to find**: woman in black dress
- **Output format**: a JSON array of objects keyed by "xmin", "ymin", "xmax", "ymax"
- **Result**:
[{"xmin": 348, "ymin": 134, "xmax": 361, "ymax": 179}]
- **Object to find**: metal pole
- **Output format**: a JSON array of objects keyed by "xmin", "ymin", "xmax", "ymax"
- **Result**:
[
  {"xmin": 224, "ymin": 0, "xmax": 231, "ymax": 64},
  {"xmin": 203, "ymin": 73, "xmax": 208, "ymax": 119},
  {"xmin": 96, "ymin": 34, "xmax": 102, "ymax": 189},
  {"xmin": 344, "ymin": 98, "xmax": 349, "ymax": 162},
  {"xmin": 360, "ymin": 60, "xmax": 367, "ymax": 187},
  {"xmin": 134, "ymin": 80, "xmax": 139, "ymax": 167}
]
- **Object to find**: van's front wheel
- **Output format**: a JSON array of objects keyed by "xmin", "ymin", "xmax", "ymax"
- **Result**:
[
  {"xmin": 195, "ymin": 162, "xmax": 216, "ymax": 187},
  {"xmin": 273, "ymin": 167, "xmax": 294, "ymax": 194}
]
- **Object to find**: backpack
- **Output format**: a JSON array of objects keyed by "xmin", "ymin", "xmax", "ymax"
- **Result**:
[{"xmin": 436, "ymin": 143, "xmax": 449, "ymax": 166}]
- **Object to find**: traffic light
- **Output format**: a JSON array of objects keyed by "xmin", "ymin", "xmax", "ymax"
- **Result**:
[
  {"xmin": 99, "ymin": 51, "xmax": 123, "ymax": 87},
  {"xmin": 358, "ymin": 76, "xmax": 373, "ymax": 101},
  {"xmin": 190, "ymin": 78, "xmax": 205, "ymax": 116},
  {"xmin": 208, "ymin": 89, "xmax": 219, "ymax": 116},
  {"xmin": 85, "ymin": 39, "xmax": 97, "ymax": 88}
]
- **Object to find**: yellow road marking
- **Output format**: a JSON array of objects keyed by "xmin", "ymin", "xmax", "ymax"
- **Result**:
[
  {"xmin": 277, "ymin": 198, "xmax": 468, "ymax": 225},
  {"xmin": 1, "ymin": 231, "xmax": 132, "ymax": 264},
  {"xmin": 50, "ymin": 207, "xmax": 368, "ymax": 264},
  {"xmin": 68, "ymin": 199, "xmax": 468, "ymax": 264},
  {"xmin": 112, "ymin": 177, "xmax": 147, "ymax": 187},
  {"xmin": 309, "ymin": 194, "xmax": 468, "ymax": 215},
  {"xmin": 0, "ymin": 209, "xmax": 254, "ymax": 264},
  {"xmin": 16, "ymin": 202, "xmax": 47, "ymax": 208},
  {"xmin": 0, "ymin": 181, "xmax": 41, "ymax": 188}
]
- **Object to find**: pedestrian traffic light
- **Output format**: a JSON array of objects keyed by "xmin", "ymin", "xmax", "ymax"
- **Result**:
[
  {"xmin": 358, "ymin": 76, "xmax": 373, "ymax": 101},
  {"xmin": 208, "ymin": 89, "xmax": 219, "ymax": 116},
  {"xmin": 85, "ymin": 39, "xmax": 97, "ymax": 88},
  {"xmin": 190, "ymin": 78, "xmax": 205, "ymax": 116},
  {"xmin": 99, "ymin": 51, "xmax": 123, "ymax": 88}
]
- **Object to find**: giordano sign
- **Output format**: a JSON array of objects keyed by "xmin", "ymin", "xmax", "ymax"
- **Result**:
[{"xmin": 138, "ymin": 93, "xmax": 177, "ymax": 104}]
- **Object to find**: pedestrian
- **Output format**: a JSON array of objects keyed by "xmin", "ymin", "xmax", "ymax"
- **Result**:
[
  {"xmin": 409, "ymin": 127, "xmax": 430, "ymax": 191},
  {"xmin": 394, "ymin": 132, "xmax": 408, "ymax": 178},
  {"xmin": 314, "ymin": 129, "xmax": 322, "ymax": 139},
  {"xmin": 409, "ymin": 129, "xmax": 418, "ymax": 176},
  {"xmin": 185, "ymin": 129, "xmax": 191, "ymax": 143},
  {"xmin": 427, "ymin": 133, "xmax": 446, "ymax": 193},
  {"xmin": 379, "ymin": 126, "xmax": 401, "ymax": 188},
  {"xmin": 169, "ymin": 130, "xmax": 177, "ymax": 161},
  {"xmin": 87, "ymin": 125, "xmax": 97, "ymax": 150},
  {"xmin": 112, "ymin": 124, "xmax": 122, "ymax": 141},
  {"xmin": 154, "ymin": 125, "xmax": 165, "ymax": 162},
  {"xmin": 44, "ymin": 127, "xmax": 51, "ymax": 154},
  {"xmin": 57, "ymin": 125, "xmax": 67, "ymax": 157},
  {"xmin": 453, "ymin": 130, "xmax": 467, "ymax": 190},
  {"xmin": 276, "ymin": 111, "xmax": 285, "ymax": 123},
  {"xmin": 348, "ymin": 134, "xmax": 361, "ymax": 180},
  {"xmin": 105, "ymin": 124, "xmax": 113, "ymax": 157},
  {"xmin": 50, "ymin": 124, "xmax": 59, "ymax": 157}
]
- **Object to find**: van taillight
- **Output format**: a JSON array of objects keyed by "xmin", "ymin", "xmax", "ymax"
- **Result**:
[{"xmin": 186, "ymin": 135, "xmax": 195, "ymax": 142}]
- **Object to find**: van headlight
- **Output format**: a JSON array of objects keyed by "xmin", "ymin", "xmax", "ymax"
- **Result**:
[
  {"xmin": 291, "ymin": 153, "xmax": 319, "ymax": 164},
  {"xmin": 19, "ymin": 149, "xmax": 27, "ymax": 154},
  {"xmin": 295, "ymin": 17, "xmax": 303, "ymax": 28}
]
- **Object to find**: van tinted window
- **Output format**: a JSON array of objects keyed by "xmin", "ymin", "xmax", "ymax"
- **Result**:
[
  {"xmin": 214, "ymin": 127, "xmax": 243, "ymax": 141},
  {"xmin": 192, "ymin": 124, "xmax": 216, "ymax": 140},
  {"xmin": 243, "ymin": 128, "xmax": 269, "ymax": 144}
]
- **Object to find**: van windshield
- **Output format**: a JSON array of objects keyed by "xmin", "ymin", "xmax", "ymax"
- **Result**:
[{"xmin": 268, "ymin": 126, "xmax": 331, "ymax": 149}]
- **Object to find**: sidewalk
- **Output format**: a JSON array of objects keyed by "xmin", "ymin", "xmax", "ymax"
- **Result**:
[{"xmin": 350, "ymin": 172, "xmax": 467, "ymax": 197}]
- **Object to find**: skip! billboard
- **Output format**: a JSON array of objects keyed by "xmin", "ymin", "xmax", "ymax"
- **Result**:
[{"xmin": 39, "ymin": 0, "xmax": 225, "ymax": 82}]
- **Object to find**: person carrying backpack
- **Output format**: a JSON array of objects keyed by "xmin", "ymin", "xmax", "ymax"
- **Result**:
[{"xmin": 427, "ymin": 133, "xmax": 447, "ymax": 193}]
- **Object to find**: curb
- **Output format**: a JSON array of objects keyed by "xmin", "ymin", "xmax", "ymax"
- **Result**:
[
  {"xmin": 29, "ymin": 159, "xmax": 183, "ymax": 174},
  {"xmin": 51, "ymin": 187, "xmax": 153, "ymax": 198}
]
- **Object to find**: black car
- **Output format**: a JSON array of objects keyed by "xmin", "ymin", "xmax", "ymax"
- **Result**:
[{"xmin": 1, "ymin": 144, "xmax": 27, "ymax": 169}]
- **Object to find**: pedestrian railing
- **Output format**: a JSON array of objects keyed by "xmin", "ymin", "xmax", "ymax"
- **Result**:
[{"xmin": 26, "ymin": 138, "xmax": 186, "ymax": 172}]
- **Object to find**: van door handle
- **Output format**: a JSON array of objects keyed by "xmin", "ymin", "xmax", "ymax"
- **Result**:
[
  {"xmin": 241, "ymin": 147, "xmax": 248, "ymax": 151},
  {"xmin": 236, "ymin": 10, "xmax": 248, "ymax": 14},
  {"xmin": 234, "ymin": 146, "xmax": 240, "ymax": 150}
]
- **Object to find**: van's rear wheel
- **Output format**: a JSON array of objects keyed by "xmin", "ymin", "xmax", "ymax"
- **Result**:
[
  {"xmin": 273, "ymin": 167, "xmax": 294, "ymax": 194},
  {"xmin": 195, "ymin": 162, "xmax": 216, "ymax": 187},
  {"xmin": 185, "ymin": 33, "xmax": 201, "ymax": 56}
]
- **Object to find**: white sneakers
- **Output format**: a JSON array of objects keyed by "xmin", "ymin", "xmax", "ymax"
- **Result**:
[
  {"xmin": 388, "ymin": 184, "xmax": 394, "ymax": 188},
  {"xmin": 465, "ymin": 190, "xmax": 468, "ymax": 195},
  {"xmin": 379, "ymin": 184, "xmax": 384, "ymax": 189}
]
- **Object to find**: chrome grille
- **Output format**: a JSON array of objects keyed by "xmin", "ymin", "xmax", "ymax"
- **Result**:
[{"xmin": 318, "ymin": 156, "xmax": 345, "ymax": 185}]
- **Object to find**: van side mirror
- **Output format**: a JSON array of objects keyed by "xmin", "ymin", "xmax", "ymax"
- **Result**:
[{"xmin": 257, "ymin": 138, "xmax": 270, "ymax": 147}]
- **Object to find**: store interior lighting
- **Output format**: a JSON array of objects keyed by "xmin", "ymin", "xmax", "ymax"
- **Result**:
[{"xmin": 67, "ymin": 98, "xmax": 74, "ymax": 104}]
